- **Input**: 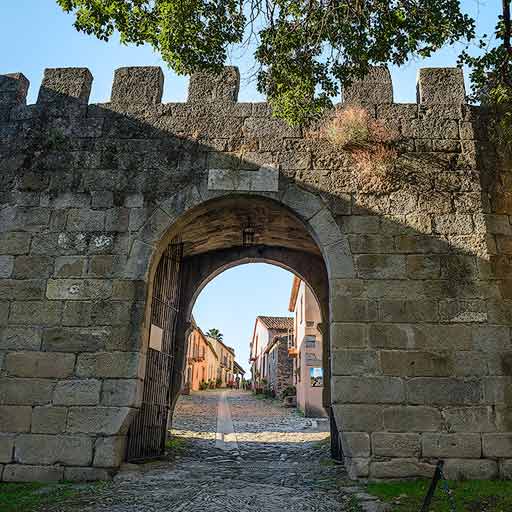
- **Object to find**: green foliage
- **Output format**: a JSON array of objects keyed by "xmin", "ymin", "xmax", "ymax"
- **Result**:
[
  {"xmin": 459, "ymin": 2, "xmax": 512, "ymax": 154},
  {"xmin": 57, "ymin": 0, "xmax": 476, "ymax": 125},
  {"xmin": 368, "ymin": 479, "xmax": 512, "ymax": 512},
  {"xmin": 280, "ymin": 385, "xmax": 296, "ymax": 399},
  {"xmin": 165, "ymin": 435, "xmax": 188, "ymax": 454},
  {"xmin": 0, "ymin": 482, "xmax": 80, "ymax": 512},
  {"xmin": 205, "ymin": 328, "xmax": 223, "ymax": 341}
]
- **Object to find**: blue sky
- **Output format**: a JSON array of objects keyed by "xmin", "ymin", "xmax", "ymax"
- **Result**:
[{"xmin": 0, "ymin": 1, "xmax": 501, "ymax": 370}]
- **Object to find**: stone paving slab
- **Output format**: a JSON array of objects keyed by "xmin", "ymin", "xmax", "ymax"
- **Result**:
[{"xmin": 44, "ymin": 390, "xmax": 388, "ymax": 511}]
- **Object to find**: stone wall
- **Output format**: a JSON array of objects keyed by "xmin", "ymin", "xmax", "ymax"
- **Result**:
[
  {"xmin": 0, "ymin": 64, "xmax": 511, "ymax": 481},
  {"xmin": 267, "ymin": 336, "xmax": 293, "ymax": 397}
]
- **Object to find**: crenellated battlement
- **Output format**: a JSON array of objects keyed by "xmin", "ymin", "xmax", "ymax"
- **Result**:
[{"xmin": 0, "ymin": 65, "xmax": 468, "ymax": 115}]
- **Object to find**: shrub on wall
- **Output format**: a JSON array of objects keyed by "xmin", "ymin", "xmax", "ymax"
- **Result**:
[{"xmin": 320, "ymin": 106, "xmax": 400, "ymax": 194}]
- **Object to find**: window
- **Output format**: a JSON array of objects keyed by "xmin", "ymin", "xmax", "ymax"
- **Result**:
[{"xmin": 305, "ymin": 335, "xmax": 316, "ymax": 348}]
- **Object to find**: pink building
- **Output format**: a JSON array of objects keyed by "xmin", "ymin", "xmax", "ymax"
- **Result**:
[{"xmin": 288, "ymin": 276, "xmax": 327, "ymax": 418}]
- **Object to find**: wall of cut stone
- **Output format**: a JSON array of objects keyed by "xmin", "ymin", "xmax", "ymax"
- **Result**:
[{"xmin": 0, "ymin": 64, "xmax": 510, "ymax": 481}]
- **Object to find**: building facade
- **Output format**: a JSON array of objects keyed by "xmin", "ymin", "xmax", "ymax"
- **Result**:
[
  {"xmin": 249, "ymin": 316, "xmax": 293, "ymax": 392},
  {"xmin": 289, "ymin": 277, "xmax": 326, "ymax": 418},
  {"xmin": 184, "ymin": 322, "xmax": 219, "ymax": 391},
  {"xmin": 207, "ymin": 337, "xmax": 236, "ymax": 387},
  {"xmin": 266, "ymin": 334, "xmax": 293, "ymax": 397}
]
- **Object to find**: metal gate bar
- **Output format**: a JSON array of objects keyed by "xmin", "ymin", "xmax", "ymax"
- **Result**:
[{"xmin": 126, "ymin": 241, "xmax": 183, "ymax": 461}]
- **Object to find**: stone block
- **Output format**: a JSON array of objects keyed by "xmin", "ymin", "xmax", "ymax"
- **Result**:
[
  {"xmin": 53, "ymin": 379, "xmax": 101, "ymax": 406},
  {"xmin": 105, "ymin": 208, "xmax": 129, "ymax": 232},
  {"xmin": 188, "ymin": 66, "xmax": 239, "ymax": 103},
  {"xmin": 92, "ymin": 191, "xmax": 114, "ymax": 209},
  {"xmin": 54, "ymin": 256, "xmax": 87, "ymax": 277},
  {"xmin": 12, "ymin": 256, "xmax": 53, "ymax": 279},
  {"xmin": 111, "ymin": 66, "xmax": 163, "ymax": 104},
  {"xmin": 42, "ymin": 327, "xmax": 110, "ymax": 352},
  {"xmin": 0, "ymin": 302, "xmax": 8, "ymax": 326},
  {"xmin": 0, "ymin": 73, "xmax": 29, "ymax": 106},
  {"xmin": 0, "ymin": 327, "xmax": 41, "ymax": 350},
  {"xmin": 281, "ymin": 184, "xmax": 324, "ymax": 221},
  {"xmin": 422, "ymin": 433, "xmax": 482, "ymax": 458},
  {"xmin": 101, "ymin": 379, "xmax": 142, "ymax": 407},
  {"xmin": 310, "ymin": 208, "xmax": 343, "ymax": 247},
  {"xmin": 14, "ymin": 434, "xmax": 93, "ymax": 465},
  {"xmin": 0, "ymin": 406, "xmax": 32, "ymax": 432},
  {"xmin": 332, "ymin": 350, "xmax": 378, "ymax": 376},
  {"xmin": 407, "ymin": 378, "xmax": 482, "ymax": 405},
  {"xmin": 207, "ymin": 166, "xmax": 279, "ymax": 193},
  {"xmin": 340, "ymin": 215, "xmax": 380, "ymax": 234},
  {"xmin": 3, "ymin": 464, "xmax": 63, "ymax": 482},
  {"xmin": 66, "ymin": 209, "xmax": 105, "ymax": 231},
  {"xmin": 0, "ymin": 232, "xmax": 31, "ymax": 255},
  {"xmin": 62, "ymin": 301, "xmax": 92, "ymax": 326},
  {"xmin": 380, "ymin": 350, "xmax": 453, "ymax": 377},
  {"xmin": 330, "ymin": 297, "xmax": 378, "ymax": 322},
  {"xmin": 340, "ymin": 432, "xmax": 370, "ymax": 457},
  {"xmin": 443, "ymin": 459, "xmax": 498, "ymax": 480},
  {"xmin": 37, "ymin": 67, "xmax": 92, "ymax": 104},
  {"xmin": 342, "ymin": 66, "xmax": 393, "ymax": 104},
  {"xmin": 0, "ymin": 435, "xmax": 14, "ymax": 463},
  {"xmin": 5, "ymin": 352, "xmax": 75, "ymax": 378},
  {"xmin": 483, "ymin": 377, "xmax": 512, "ymax": 404},
  {"xmin": 331, "ymin": 323, "xmax": 368, "ymax": 349},
  {"xmin": 46, "ymin": 279, "xmax": 112, "ymax": 300},
  {"xmin": 0, "ymin": 256, "xmax": 13, "ymax": 278},
  {"xmin": 370, "ymin": 459, "xmax": 436, "ymax": 479},
  {"xmin": 406, "ymin": 255, "xmax": 440, "ymax": 279},
  {"xmin": 383, "ymin": 406, "xmax": 442, "ymax": 432},
  {"xmin": 443, "ymin": 406, "xmax": 496, "ymax": 432},
  {"xmin": 417, "ymin": 68, "xmax": 465, "ymax": 104},
  {"xmin": 0, "ymin": 280, "xmax": 46, "ymax": 301},
  {"xmin": 483, "ymin": 434, "xmax": 512, "ymax": 457},
  {"xmin": 369, "ymin": 324, "xmax": 411, "ymax": 349},
  {"xmin": 93, "ymin": 436, "xmax": 127, "ymax": 467},
  {"xmin": 67, "ymin": 407, "xmax": 134, "ymax": 435},
  {"xmin": 324, "ymin": 239, "xmax": 355, "ymax": 279},
  {"xmin": 9, "ymin": 301, "xmax": 62, "ymax": 325},
  {"xmin": 0, "ymin": 378, "xmax": 55, "ymax": 405},
  {"xmin": 372, "ymin": 433, "xmax": 420, "ymax": 457},
  {"xmin": 76, "ymin": 352, "xmax": 141, "ymax": 378},
  {"xmin": 31, "ymin": 406, "xmax": 67, "ymax": 434},
  {"xmin": 355, "ymin": 255, "xmax": 406, "ymax": 279},
  {"xmin": 379, "ymin": 300, "xmax": 438, "ymax": 323},
  {"xmin": 499, "ymin": 459, "xmax": 512, "ymax": 479},
  {"xmin": 112, "ymin": 280, "xmax": 146, "ymax": 301},
  {"xmin": 64, "ymin": 466, "xmax": 112, "ymax": 481},
  {"xmin": 332, "ymin": 404, "xmax": 384, "ymax": 432},
  {"xmin": 332, "ymin": 376, "xmax": 404, "ymax": 404}
]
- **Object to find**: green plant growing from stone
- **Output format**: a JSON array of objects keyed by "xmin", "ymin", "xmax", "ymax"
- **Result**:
[
  {"xmin": 321, "ymin": 106, "xmax": 399, "ymax": 194},
  {"xmin": 56, "ymin": 0, "xmax": 476, "ymax": 125}
]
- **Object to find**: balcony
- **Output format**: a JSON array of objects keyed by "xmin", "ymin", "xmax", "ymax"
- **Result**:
[{"xmin": 288, "ymin": 347, "xmax": 298, "ymax": 357}]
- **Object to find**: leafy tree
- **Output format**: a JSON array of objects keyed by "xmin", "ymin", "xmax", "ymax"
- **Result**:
[
  {"xmin": 206, "ymin": 328, "xmax": 223, "ymax": 341},
  {"xmin": 57, "ymin": 1, "xmax": 477, "ymax": 125},
  {"xmin": 459, "ymin": 1, "xmax": 512, "ymax": 153}
]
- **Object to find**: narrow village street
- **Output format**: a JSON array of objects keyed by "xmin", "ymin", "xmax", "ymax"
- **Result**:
[{"xmin": 51, "ymin": 391, "xmax": 367, "ymax": 512}]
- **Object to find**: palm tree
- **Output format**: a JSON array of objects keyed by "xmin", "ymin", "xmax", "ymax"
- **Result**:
[{"xmin": 206, "ymin": 328, "xmax": 223, "ymax": 342}]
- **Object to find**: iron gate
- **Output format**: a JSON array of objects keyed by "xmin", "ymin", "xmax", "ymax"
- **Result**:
[{"xmin": 126, "ymin": 241, "xmax": 183, "ymax": 461}]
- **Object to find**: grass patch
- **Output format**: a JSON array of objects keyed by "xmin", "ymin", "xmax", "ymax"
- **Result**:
[
  {"xmin": 165, "ymin": 435, "xmax": 188, "ymax": 455},
  {"xmin": 368, "ymin": 479, "xmax": 512, "ymax": 512},
  {"xmin": 0, "ymin": 482, "xmax": 80, "ymax": 512}
]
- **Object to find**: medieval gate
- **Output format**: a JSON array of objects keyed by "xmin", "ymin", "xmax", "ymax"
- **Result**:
[{"xmin": 126, "ymin": 241, "xmax": 183, "ymax": 461}]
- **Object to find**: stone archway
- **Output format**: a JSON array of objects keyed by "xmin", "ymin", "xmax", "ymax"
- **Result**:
[{"xmin": 131, "ymin": 190, "xmax": 345, "ymax": 465}]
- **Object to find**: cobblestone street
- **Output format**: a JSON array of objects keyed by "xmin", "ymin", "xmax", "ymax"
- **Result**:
[{"xmin": 49, "ymin": 390, "xmax": 370, "ymax": 511}]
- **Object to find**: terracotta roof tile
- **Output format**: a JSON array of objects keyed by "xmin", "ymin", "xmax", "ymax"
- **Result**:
[{"xmin": 257, "ymin": 315, "xmax": 293, "ymax": 330}]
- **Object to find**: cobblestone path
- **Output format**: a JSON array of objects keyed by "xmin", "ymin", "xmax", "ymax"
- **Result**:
[{"xmin": 50, "ymin": 391, "xmax": 366, "ymax": 512}]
